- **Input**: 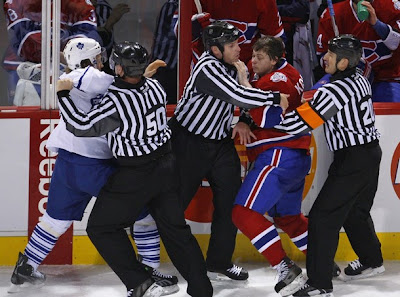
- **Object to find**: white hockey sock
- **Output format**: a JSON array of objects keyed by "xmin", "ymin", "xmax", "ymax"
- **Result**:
[
  {"xmin": 24, "ymin": 223, "xmax": 59, "ymax": 270},
  {"xmin": 24, "ymin": 213, "xmax": 72, "ymax": 270},
  {"xmin": 134, "ymin": 214, "xmax": 160, "ymax": 269}
]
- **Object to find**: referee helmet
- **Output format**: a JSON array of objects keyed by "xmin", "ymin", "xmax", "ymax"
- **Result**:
[
  {"xmin": 203, "ymin": 21, "xmax": 240, "ymax": 53},
  {"xmin": 110, "ymin": 41, "xmax": 149, "ymax": 77},
  {"xmin": 328, "ymin": 34, "xmax": 362, "ymax": 69}
]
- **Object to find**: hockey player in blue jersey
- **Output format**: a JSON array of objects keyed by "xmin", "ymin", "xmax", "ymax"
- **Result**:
[{"xmin": 9, "ymin": 37, "xmax": 178, "ymax": 296}]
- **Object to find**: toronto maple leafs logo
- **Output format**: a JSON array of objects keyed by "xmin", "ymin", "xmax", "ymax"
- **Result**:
[{"xmin": 76, "ymin": 42, "xmax": 84, "ymax": 50}]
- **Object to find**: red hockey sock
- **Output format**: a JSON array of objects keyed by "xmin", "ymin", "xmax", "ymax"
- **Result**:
[
  {"xmin": 274, "ymin": 214, "xmax": 308, "ymax": 254},
  {"xmin": 232, "ymin": 205, "xmax": 286, "ymax": 266}
]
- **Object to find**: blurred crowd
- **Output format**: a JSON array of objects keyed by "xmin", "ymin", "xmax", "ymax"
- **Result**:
[{"xmin": 1, "ymin": 0, "xmax": 399, "ymax": 105}]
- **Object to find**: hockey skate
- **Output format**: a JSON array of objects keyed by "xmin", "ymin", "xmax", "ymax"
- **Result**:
[
  {"xmin": 138, "ymin": 256, "xmax": 179, "ymax": 296},
  {"xmin": 207, "ymin": 263, "xmax": 249, "ymax": 281},
  {"xmin": 274, "ymin": 257, "xmax": 307, "ymax": 296},
  {"xmin": 292, "ymin": 283, "xmax": 334, "ymax": 297},
  {"xmin": 8, "ymin": 252, "xmax": 46, "ymax": 293},
  {"xmin": 127, "ymin": 278, "xmax": 163, "ymax": 297},
  {"xmin": 342, "ymin": 259, "xmax": 385, "ymax": 281}
]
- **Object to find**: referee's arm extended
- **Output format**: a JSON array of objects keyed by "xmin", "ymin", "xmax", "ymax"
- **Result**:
[
  {"xmin": 274, "ymin": 84, "xmax": 349, "ymax": 134},
  {"xmin": 57, "ymin": 89, "xmax": 120, "ymax": 137},
  {"xmin": 196, "ymin": 60, "xmax": 282, "ymax": 109}
]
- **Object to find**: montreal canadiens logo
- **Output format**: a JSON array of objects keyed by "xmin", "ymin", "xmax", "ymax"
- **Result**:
[{"xmin": 390, "ymin": 142, "xmax": 400, "ymax": 199}]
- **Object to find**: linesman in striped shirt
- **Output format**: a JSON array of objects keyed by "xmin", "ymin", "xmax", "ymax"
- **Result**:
[
  {"xmin": 57, "ymin": 41, "xmax": 213, "ymax": 297},
  {"xmin": 169, "ymin": 21, "xmax": 289, "ymax": 281},
  {"xmin": 274, "ymin": 35, "xmax": 384, "ymax": 297}
]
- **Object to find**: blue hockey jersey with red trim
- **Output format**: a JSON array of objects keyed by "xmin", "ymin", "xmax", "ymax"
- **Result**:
[{"xmin": 3, "ymin": 0, "xmax": 101, "ymax": 70}]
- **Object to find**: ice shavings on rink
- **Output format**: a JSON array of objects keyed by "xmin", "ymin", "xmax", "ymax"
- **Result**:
[{"xmin": 1, "ymin": 262, "xmax": 400, "ymax": 297}]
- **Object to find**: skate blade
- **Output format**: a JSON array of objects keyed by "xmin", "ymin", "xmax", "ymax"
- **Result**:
[
  {"xmin": 143, "ymin": 283, "xmax": 164, "ymax": 297},
  {"xmin": 320, "ymin": 293, "xmax": 334, "ymax": 297},
  {"xmin": 7, "ymin": 281, "xmax": 45, "ymax": 294},
  {"xmin": 206, "ymin": 271, "xmax": 248, "ymax": 282},
  {"xmin": 160, "ymin": 284, "xmax": 180, "ymax": 296},
  {"xmin": 279, "ymin": 273, "xmax": 308, "ymax": 296},
  {"xmin": 341, "ymin": 265, "xmax": 385, "ymax": 282}
]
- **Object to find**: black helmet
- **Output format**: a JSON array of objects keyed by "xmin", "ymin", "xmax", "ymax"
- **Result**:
[
  {"xmin": 328, "ymin": 34, "xmax": 362, "ymax": 68},
  {"xmin": 110, "ymin": 41, "xmax": 149, "ymax": 77},
  {"xmin": 202, "ymin": 21, "xmax": 240, "ymax": 52}
]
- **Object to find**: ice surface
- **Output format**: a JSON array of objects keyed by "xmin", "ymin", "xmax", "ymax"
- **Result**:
[{"xmin": 1, "ymin": 262, "xmax": 399, "ymax": 296}]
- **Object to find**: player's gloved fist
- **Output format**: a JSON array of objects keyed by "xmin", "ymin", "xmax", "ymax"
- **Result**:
[{"xmin": 191, "ymin": 12, "xmax": 211, "ymax": 28}]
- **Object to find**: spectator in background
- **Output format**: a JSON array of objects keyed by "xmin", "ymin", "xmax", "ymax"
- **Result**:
[
  {"xmin": 92, "ymin": 0, "xmax": 130, "ymax": 74},
  {"xmin": 316, "ymin": 0, "xmax": 400, "ymax": 102},
  {"xmin": 277, "ymin": 0, "xmax": 318, "ymax": 90},
  {"xmin": 191, "ymin": 0, "xmax": 285, "ymax": 64},
  {"xmin": 2, "ymin": 0, "xmax": 102, "ymax": 105},
  {"xmin": 151, "ymin": 0, "xmax": 179, "ymax": 104}
]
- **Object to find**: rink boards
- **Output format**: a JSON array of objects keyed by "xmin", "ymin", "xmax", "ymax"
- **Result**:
[{"xmin": 1, "ymin": 104, "xmax": 400, "ymax": 265}]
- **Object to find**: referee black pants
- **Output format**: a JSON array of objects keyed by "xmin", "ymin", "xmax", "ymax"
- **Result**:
[
  {"xmin": 169, "ymin": 117, "xmax": 242, "ymax": 270},
  {"xmin": 306, "ymin": 140, "xmax": 383, "ymax": 290},
  {"xmin": 86, "ymin": 143, "xmax": 213, "ymax": 297}
]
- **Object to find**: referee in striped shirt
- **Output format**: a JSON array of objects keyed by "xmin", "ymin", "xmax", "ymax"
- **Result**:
[
  {"xmin": 275, "ymin": 35, "xmax": 383, "ymax": 296},
  {"xmin": 57, "ymin": 41, "xmax": 212, "ymax": 297},
  {"xmin": 169, "ymin": 21, "xmax": 288, "ymax": 280}
]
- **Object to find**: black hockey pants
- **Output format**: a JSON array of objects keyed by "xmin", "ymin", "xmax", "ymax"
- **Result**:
[
  {"xmin": 306, "ymin": 140, "xmax": 383, "ymax": 290},
  {"xmin": 169, "ymin": 117, "xmax": 242, "ymax": 271},
  {"xmin": 86, "ymin": 141, "xmax": 213, "ymax": 297}
]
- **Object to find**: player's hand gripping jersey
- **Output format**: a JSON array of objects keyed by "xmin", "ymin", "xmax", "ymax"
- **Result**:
[
  {"xmin": 317, "ymin": 0, "xmax": 400, "ymax": 82},
  {"xmin": 47, "ymin": 66, "xmax": 114, "ymax": 159},
  {"xmin": 246, "ymin": 60, "xmax": 311, "ymax": 161},
  {"xmin": 192, "ymin": 0, "xmax": 284, "ymax": 63},
  {"xmin": 3, "ymin": 0, "xmax": 100, "ymax": 69}
]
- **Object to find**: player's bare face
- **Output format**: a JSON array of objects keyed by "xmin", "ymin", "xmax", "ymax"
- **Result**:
[
  {"xmin": 95, "ymin": 54, "xmax": 104, "ymax": 70},
  {"xmin": 223, "ymin": 40, "xmax": 241, "ymax": 65},
  {"xmin": 252, "ymin": 50, "xmax": 275, "ymax": 77},
  {"xmin": 323, "ymin": 50, "xmax": 338, "ymax": 75}
]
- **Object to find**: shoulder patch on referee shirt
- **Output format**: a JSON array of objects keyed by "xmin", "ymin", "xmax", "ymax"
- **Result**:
[{"xmin": 270, "ymin": 72, "xmax": 287, "ymax": 83}]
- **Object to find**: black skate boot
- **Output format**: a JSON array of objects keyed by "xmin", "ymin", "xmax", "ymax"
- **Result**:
[
  {"xmin": 207, "ymin": 263, "xmax": 249, "ymax": 281},
  {"xmin": 127, "ymin": 278, "xmax": 163, "ymax": 297},
  {"xmin": 138, "ymin": 255, "xmax": 179, "ymax": 296},
  {"xmin": 292, "ymin": 282, "xmax": 334, "ymax": 297},
  {"xmin": 332, "ymin": 262, "xmax": 341, "ymax": 277},
  {"xmin": 274, "ymin": 256, "xmax": 306, "ymax": 296},
  {"xmin": 8, "ymin": 252, "xmax": 46, "ymax": 293},
  {"xmin": 343, "ymin": 259, "xmax": 385, "ymax": 281}
]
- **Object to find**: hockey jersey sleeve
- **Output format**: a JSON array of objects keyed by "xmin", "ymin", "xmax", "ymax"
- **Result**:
[
  {"xmin": 58, "ymin": 90, "xmax": 120, "ymax": 137},
  {"xmin": 249, "ymin": 106, "xmax": 283, "ymax": 128},
  {"xmin": 195, "ymin": 58, "xmax": 281, "ymax": 109},
  {"xmin": 274, "ymin": 81, "xmax": 350, "ymax": 134}
]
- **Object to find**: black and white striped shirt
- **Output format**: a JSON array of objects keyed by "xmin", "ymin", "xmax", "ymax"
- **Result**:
[
  {"xmin": 151, "ymin": 0, "xmax": 178, "ymax": 68},
  {"xmin": 58, "ymin": 77, "xmax": 171, "ymax": 157},
  {"xmin": 174, "ymin": 52, "xmax": 281, "ymax": 140},
  {"xmin": 274, "ymin": 71, "xmax": 380, "ymax": 151}
]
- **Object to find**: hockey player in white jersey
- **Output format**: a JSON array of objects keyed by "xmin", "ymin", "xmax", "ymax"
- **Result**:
[{"xmin": 9, "ymin": 37, "xmax": 178, "ymax": 296}]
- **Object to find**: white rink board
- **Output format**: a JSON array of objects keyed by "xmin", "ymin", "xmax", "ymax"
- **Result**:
[
  {"xmin": 0, "ymin": 114, "xmax": 400, "ymax": 236},
  {"xmin": 0, "ymin": 118, "xmax": 30, "ymax": 235}
]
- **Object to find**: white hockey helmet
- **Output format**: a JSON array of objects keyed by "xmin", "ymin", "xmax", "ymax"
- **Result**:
[{"xmin": 63, "ymin": 37, "xmax": 102, "ymax": 70}]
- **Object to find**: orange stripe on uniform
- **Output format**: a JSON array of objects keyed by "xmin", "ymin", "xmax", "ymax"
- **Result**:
[{"xmin": 297, "ymin": 102, "xmax": 325, "ymax": 129}]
